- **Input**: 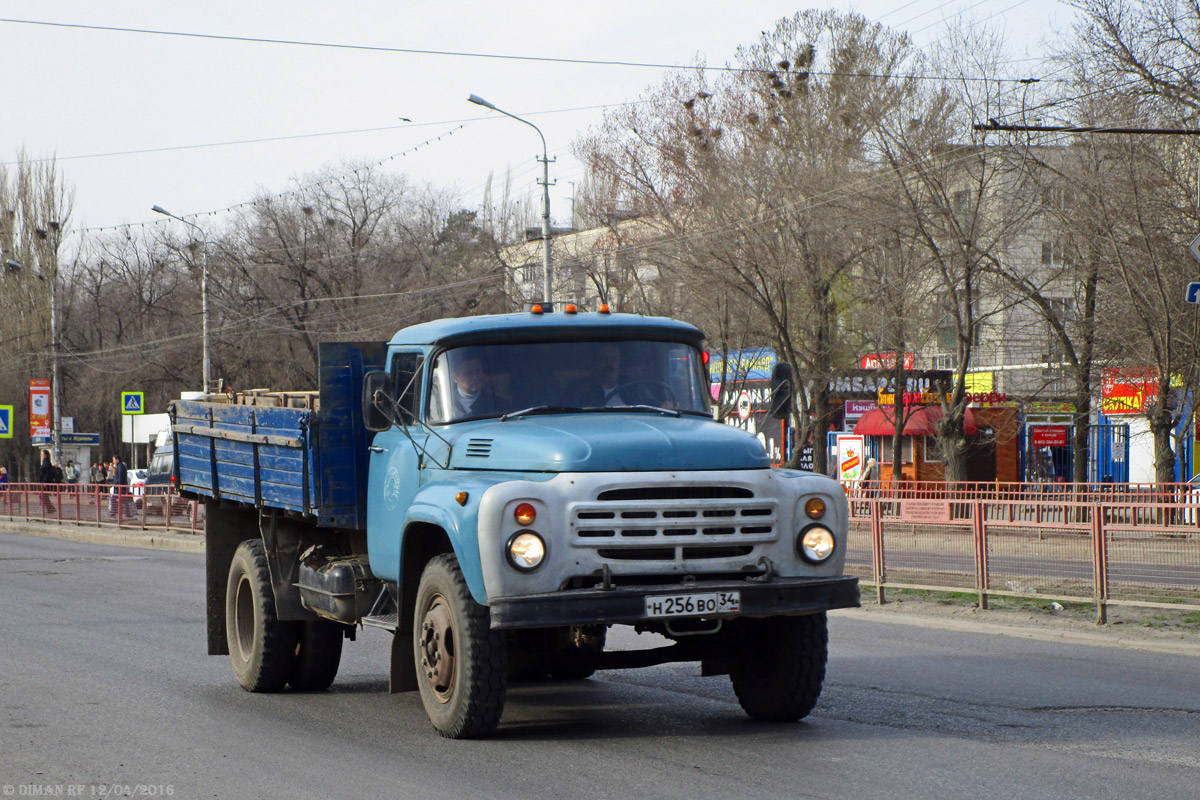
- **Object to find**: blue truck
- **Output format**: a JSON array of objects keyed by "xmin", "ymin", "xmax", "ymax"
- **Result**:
[{"xmin": 172, "ymin": 309, "xmax": 858, "ymax": 738}]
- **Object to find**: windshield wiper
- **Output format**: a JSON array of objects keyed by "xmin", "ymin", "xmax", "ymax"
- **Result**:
[
  {"xmin": 597, "ymin": 404, "xmax": 682, "ymax": 418},
  {"xmin": 500, "ymin": 405, "xmax": 585, "ymax": 421}
]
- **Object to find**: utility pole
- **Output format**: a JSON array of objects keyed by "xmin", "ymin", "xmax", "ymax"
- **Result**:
[
  {"xmin": 468, "ymin": 94, "xmax": 556, "ymax": 308},
  {"xmin": 35, "ymin": 222, "xmax": 63, "ymax": 467},
  {"xmin": 152, "ymin": 206, "xmax": 210, "ymax": 392}
]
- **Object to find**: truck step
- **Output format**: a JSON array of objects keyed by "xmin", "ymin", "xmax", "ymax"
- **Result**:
[{"xmin": 362, "ymin": 613, "xmax": 399, "ymax": 631}]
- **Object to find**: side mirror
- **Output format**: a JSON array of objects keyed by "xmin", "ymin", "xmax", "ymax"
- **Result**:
[
  {"xmin": 769, "ymin": 363, "xmax": 793, "ymax": 420},
  {"xmin": 363, "ymin": 371, "xmax": 394, "ymax": 432}
]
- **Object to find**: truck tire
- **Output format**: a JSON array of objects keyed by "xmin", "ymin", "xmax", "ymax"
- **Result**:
[
  {"xmin": 413, "ymin": 553, "xmax": 508, "ymax": 739},
  {"xmin": 226, "ymin": 539, "xmax": 299, "ymax": 692},
  {"xmin": 549, "ymin": 626, "xmax": 606, "ymax": 680},
  {"xmin": 288, "ymin": 620, "xmax": 345, "ymax": 691},
  {"xmin": 730, "ymin": 612, "xmax": 827, "ymax": 722}
]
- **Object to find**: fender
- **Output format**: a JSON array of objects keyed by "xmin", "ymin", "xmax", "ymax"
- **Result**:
[{"xmin": 400, "ymin": 473, "xmax": 536, "ymax": 605}]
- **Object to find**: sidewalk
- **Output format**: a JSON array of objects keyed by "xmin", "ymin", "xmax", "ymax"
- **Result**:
[
  {"xmin": 835, "ymin": 594, "xmax": 1200, "ymax": 658},
  {"xmin": 0, "ymin": 518, "xmax": 204, "ymax": 554}
]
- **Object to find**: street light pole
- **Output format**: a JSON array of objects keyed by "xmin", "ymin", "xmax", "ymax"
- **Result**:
[
  {"xmin": 152, "ymin": 206, "xmax": 210, "ymax": 393},
  {"xmin": 467, "ymin": 93, "xmax": 554, "ymax": 307}
]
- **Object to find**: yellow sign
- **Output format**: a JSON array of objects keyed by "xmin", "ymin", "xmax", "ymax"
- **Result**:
[
  {"xmin": 121, "ymin": 392, "xmax": 145, "ymax": 415},
  {"xmin": 964, "ymin": 372, "xmax": 993, "ymax": 393}
]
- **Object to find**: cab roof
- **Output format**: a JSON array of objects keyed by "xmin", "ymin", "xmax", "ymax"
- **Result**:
[{"xmin": 388, "ymin": 311, "xmax": 705, "ymax": 348}]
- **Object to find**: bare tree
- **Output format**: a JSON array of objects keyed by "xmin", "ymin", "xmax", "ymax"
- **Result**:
[
  {"xmin": 578, "ymin": 10, "xmax": 924, "ymax": 473},
  {"xmin": 874, "ymin": 22, "xmax": 1033, "ymax": 480},
  {"xmin": 0, "ymin": 152, "xmax": 72, "ymax": 480}
]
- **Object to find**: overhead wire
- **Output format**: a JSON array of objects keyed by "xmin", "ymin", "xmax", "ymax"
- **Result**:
[{"xmin": 0, "ymin": 16, "xmax": 1059, "ymax": 85}]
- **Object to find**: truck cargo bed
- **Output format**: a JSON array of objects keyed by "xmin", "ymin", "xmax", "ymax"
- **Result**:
[{"xmin": 170, "ymin": 342, "xmax": 386, "ymax": 529}]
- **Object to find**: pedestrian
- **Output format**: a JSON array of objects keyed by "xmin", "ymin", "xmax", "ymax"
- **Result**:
[
  {"xmin": 109, "ymin": 454, "xmax": 131, "ymax": 517},
  {"xmin": 0, "ymin": 466, "xmax": 8, "ymax": 488},
  {"xmin": 39, "ymin": 450, "xmax": 57, "ymax": 513},
  {"xmin": 862, "ymin": 457, "xmax": 880, "ymax": 497},
  {"xmin": 64, "ymin": 459, "xmax": 78, "ymax": 484}
]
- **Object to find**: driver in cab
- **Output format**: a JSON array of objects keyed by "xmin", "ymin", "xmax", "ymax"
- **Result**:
[
  {"xmin": 432, "ymin": 348, "xmax": 504, "ymax": 422},
  {"xmin": 578, "ymin": 342, "xmax": 675, "ymax": 409}
]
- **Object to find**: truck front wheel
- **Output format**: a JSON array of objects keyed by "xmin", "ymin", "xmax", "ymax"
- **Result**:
[
  {"xmin": 413, "ymin": 553, "xmax": 508, "ymax": 739},
  {"xmin": 226, "ymin": 539, "xmax": 298, "ymax": 692},
  {"xmin": 730, "ymin": 612, "xmax": 828, "ymax": 722}
]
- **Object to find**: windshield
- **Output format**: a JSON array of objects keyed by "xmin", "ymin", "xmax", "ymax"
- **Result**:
[{"xmin": 427, "ymin": 339, "xmax": 711, "ymax": 423}]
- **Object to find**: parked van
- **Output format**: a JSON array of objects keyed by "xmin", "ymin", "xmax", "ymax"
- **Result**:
[{"xmin": 142, "ymin": 440, "xmax": 175, "ymax": 502}]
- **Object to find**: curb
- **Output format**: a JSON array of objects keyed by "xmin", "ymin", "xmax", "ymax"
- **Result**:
[
  {"xmin": 0, "ymin": 519, "xmax": 204, "ymax": 553},
  {"xmin": 831, "ymin": 607, "xmax": 1200, "ymax": 658}
]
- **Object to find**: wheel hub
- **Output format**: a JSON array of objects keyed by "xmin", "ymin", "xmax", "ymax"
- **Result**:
[{"xmin": 419, "ymin": 595, "xmax": 455, "ymax": 703}]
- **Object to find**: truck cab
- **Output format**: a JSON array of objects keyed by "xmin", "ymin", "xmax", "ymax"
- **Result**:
[{"xmin": 181, "ymin": 310, "xmax": 858, "ymax": 739}]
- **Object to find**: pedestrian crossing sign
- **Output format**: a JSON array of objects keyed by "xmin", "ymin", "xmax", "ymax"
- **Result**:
[
  {"xmin": 0, "ymin": 405, "xmax": 11, "ymax": 438},
  {"xmin": 121, "ymin": 392, "xmax": 145, "ymax": 415}
]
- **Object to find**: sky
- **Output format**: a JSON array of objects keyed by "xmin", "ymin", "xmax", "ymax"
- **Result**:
[{"xmin": 0, "ymin": 1, "xmax": 1077, "ymax": 242}]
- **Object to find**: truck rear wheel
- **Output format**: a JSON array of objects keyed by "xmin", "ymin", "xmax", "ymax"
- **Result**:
[
  {"xmin": 730, "ymin": 612, "xmax": 827, "ymax": 722},
  {"xmin": 226, "ymin": 539, "xmax": 298, "ymax": 692},
  {"xmin": 288, "ymin": 620, "xmax": 344, "ymax": 691},
  {"xmin": 413, "ymin": 553, "xmax": 508, "ymax": 739}
]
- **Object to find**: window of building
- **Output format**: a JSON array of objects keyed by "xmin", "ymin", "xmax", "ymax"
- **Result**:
[
  {"xmin": 873, "ymin": 436, "xmax": 913, "ymax": 464},
  {"xmin": 1041, "ymin": 240, "xmax": 1068, "ymax": 267}
]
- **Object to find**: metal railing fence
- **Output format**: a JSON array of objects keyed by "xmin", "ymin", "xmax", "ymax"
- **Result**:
[
  {"xmin": 845, "ymin": 485, "xmax": 1200, "ymax": 622},
  {"xmin": 0, "ymin": 483, "xmax": 203, "ymax": 533}
]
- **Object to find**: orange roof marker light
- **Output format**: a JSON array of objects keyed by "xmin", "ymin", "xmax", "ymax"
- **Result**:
[
  {"xmin": 530, "ymin": 304, "xmax": 544, "ymax": 315},
  {"xmin": 564, "ymin": 304, "xmax": 578, "ymax": 314},
  {"xmin": 597, "ymin": 304, "xmax": 611, "ymax": 314}
]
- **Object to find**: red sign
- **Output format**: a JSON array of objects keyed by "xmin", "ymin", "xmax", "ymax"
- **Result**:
[
  {"xmin": 29, "ymin": 379, "xmax": 50, "ymax": 437},
  {"xmin": 1101, "ymin": 367, "xmax": 1159, "ymax": 415},
  {"xmin": 1029, "ymin": 425, "xmax": 1069, "ymax": 447},
  {"xmin": 860, "ymin": 352, "xmax": 916, "ymax": 370}
]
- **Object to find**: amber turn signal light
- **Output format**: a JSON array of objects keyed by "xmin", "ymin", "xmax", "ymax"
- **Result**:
[
  {"xmin": 805, "ymin": 498, "xmax": 826, "ymax": 519},
  {"xmin": 514, "ymin": 502, "xmax": 536, "ymax": 525}
]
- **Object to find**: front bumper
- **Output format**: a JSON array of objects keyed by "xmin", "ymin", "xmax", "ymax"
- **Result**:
[{"xmin": 488, "ymin": 574, "xmax": 859, "ymax": 629}]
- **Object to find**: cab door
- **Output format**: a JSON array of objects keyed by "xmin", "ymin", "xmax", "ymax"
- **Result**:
[{"xmin": 366, "ymin": 351, "xmax": 426, "ymax": 584}]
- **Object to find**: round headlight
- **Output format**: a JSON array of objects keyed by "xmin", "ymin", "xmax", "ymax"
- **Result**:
[
  {"xmin": 514, "ymin": 502, "xmax": 537, "ymax": 526},
  {"xmin": 804, "ymin": 497, "xmax": 826, "ymax": 519},
  {"xmin": 507, "ymin": 531, "xmax": 546, "ymax": 571},
  {"xmin": 799, "ymin": 526, "xmax": 835, "ymax": 563}
]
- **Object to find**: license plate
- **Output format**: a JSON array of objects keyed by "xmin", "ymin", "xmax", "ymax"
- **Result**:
[{"xmin": 644, "ymin": 590, "xmax": 741, "ymax": 618}]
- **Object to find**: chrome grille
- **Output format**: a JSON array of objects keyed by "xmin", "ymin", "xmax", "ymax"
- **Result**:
[{"xmin": 571, "ymin": 485, "xmax": 778, "ymax": 561}]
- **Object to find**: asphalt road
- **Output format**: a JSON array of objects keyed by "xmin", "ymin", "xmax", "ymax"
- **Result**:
[{"xmin": 2, "ymin": 531, "xmax": 1198, "ymax": 800}]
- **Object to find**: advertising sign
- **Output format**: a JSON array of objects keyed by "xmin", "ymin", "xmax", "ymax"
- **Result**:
[
  {"xmin": 29, "ymin": 379, "xmax": 50, "ymax": 437},
  {"xmin": 1100, "ymin": 367, "xmax": 1177, "ymax": 415},
  {"xmin": 836, "ymin": 434, "xmax": 865, "ymax": 483},
  {"xmin": 1029, "ymin": 425, "xmax": 1069, "ymax": 447},
  {"xmin": 860, "ymin": 353, "xmax": 915, "ymax": 370},
  {"xmin": 844, "ymin": 400, "xmax": 879, "ymax": 417}
]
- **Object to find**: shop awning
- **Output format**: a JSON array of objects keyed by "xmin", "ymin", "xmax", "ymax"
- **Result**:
[{"xmin": 854, "ymin": 405, "xmax": 977, "ymax": 436}]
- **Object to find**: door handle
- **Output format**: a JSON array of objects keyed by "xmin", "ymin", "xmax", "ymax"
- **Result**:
[{"xmin": 368, "ymin": 445, "xmax": 386, "ymax": 453}]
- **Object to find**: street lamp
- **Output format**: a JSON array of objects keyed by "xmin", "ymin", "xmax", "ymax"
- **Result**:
[
  {"xmin": 152, "ymin": 205, "xmax": 210, "ymax": 393},
  {"xmin": 467, "ymin": 93, "xmax": 554, "ymax": 308}
]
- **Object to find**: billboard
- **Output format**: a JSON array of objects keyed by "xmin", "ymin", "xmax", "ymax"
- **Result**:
[{"xmin": 29, "ymin": 379, "xmax": 50, "ymax": 438}]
